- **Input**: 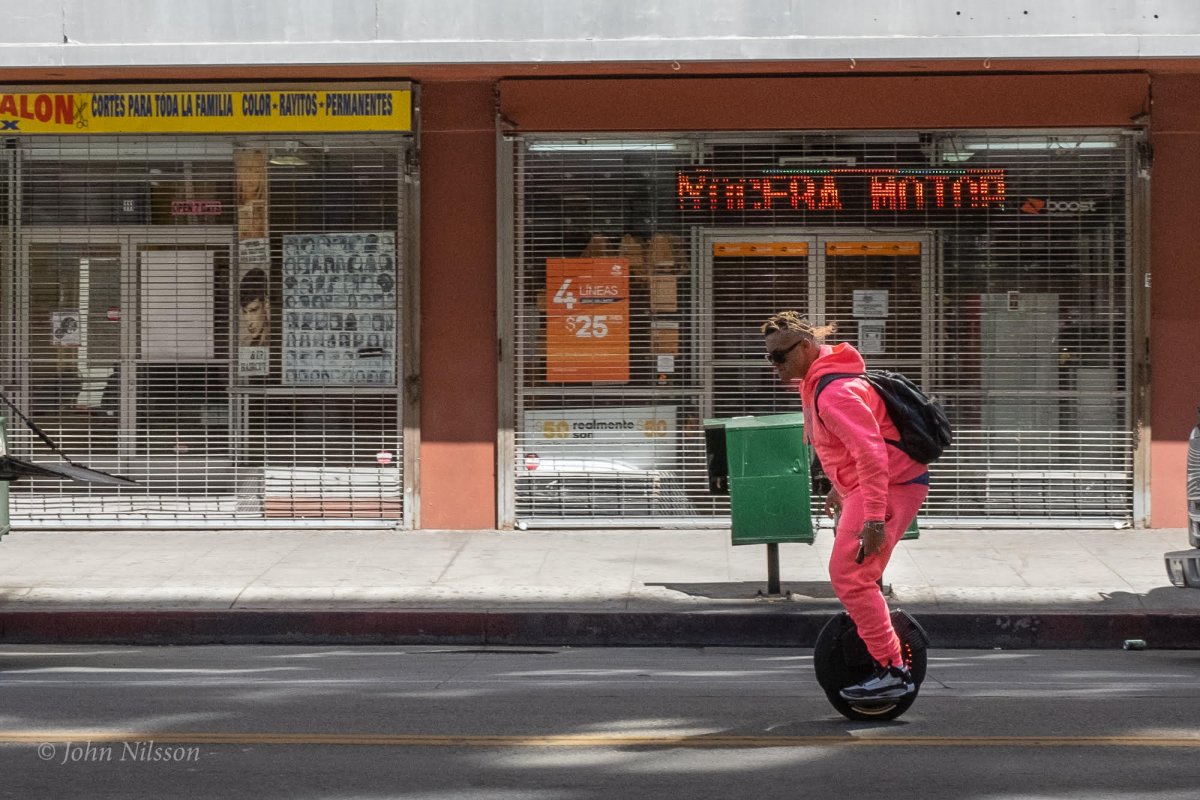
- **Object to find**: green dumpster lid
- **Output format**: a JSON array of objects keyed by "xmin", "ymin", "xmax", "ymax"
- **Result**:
[
  {"xmin": 708, "ymin": 412, "xmax": 805, "ymax": 430},
  {"xmin": 702, "ymin": 416, "xmax": 748, "ymax": 428}
]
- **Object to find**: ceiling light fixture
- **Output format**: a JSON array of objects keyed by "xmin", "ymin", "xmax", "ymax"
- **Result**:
[
  {"xmin": 527, "ymin": 140, "xmax": 678, "ymax": 152},
  {"xmin": 269, "ymin": 141, "xmax": 309, "ymax": 167},
  {"xmin": 964, "ymin": 139, "xmax": 1120, "ymax": 152}
]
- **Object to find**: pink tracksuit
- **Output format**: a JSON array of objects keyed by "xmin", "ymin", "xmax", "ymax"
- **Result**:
[{"xmin": 799, "ymin": 343, "xmax": 929, "ymax": 668}]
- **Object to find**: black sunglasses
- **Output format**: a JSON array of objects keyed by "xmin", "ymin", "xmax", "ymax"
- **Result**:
[{"xmin": 765, "ymin": 340, "xmax": 804, "ymax": 365}]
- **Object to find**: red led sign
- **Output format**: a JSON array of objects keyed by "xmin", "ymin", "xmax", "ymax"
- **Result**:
[{"xmin": 677, "ymin": 168, "xmax": 1006, "ymax": 213}]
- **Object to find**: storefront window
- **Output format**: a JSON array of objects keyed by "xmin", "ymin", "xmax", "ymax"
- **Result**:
[
  {"xmin": 510, "ymin": 131, "xmax": 1135, "ymax": 524},
  {"xmin": 21, "ymin": 140, "xmax": 236, "ymax": 226},
  {"xmin": 6, "ymin": 119, "xmax": 411, "ymax": 525},
  {"xmin": 234, "ymin": 137, "xmax": 406, "ymax": 519}
]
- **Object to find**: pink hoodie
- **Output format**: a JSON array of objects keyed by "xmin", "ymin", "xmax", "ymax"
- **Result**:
[{"xmin": 798, "ymin": 343, "xmax": 926, "ymax": 521}]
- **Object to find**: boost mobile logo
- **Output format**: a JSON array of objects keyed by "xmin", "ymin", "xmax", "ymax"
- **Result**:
[{"xmin": 1021, "ymin": 197, "xmax": 1098, "ymax": 215}]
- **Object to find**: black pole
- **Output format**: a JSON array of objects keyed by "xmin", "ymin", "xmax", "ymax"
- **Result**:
[{"xmin": 766, "ymin": 542, "xmax": 781, "ymax": 595}]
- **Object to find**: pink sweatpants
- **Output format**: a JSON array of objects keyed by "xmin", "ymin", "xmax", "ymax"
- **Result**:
[{"xmin": 829, "ymin": 482, "xmax": 929, "ymax": 668}]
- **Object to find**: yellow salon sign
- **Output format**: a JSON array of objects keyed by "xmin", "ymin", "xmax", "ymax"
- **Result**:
[{"xmin": 0, "ymin": 87, "xmax": 412, "ymax": 134}]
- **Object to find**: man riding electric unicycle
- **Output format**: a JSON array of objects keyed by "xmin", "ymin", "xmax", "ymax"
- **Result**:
[{"xmin": 762, "ymin": 312, "xmax": 950, "ymax": 721}]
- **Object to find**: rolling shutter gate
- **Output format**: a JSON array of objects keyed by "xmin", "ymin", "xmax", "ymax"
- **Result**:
[
  {"xmin": 4, "ymin": 135, "xmax": 410, "ymax": 527},
  {"xmin": 508, "ymin": 132, "xmax": 1137, "ymax": 528}
]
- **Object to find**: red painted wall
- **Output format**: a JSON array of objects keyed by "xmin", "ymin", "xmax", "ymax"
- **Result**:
[
  {"xmin": 500, "ymin": 74, "xmax": 1149, "ymax": 131},
  {"xmin": 1149, "ymin": 74, "xmax": 1200, "ymax": 528},
  {"xmin": 418, "ymin": 82, "xmax": 498, "ymax": 529}
]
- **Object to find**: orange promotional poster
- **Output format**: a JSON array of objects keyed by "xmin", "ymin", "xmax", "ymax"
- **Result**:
[{"xmin": 545, "ymin": 258, "xmax": 630, "ymax": 382}]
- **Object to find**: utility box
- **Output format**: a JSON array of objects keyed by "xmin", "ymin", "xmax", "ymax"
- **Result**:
[
  {"xmin": 1165, "ymin": 550, "xmax": 1200, "ymax": 588},
  {"xmin": 1188, "ymin": 406, "xmax": 1199, "ymax": 548},
  {"xmin": 704, "ymin": 414, "xmax": 813, "ymax": 545},
  {"xmin": 1164, "ymin": 406, "xmax": 1200, "ymax": 587}
]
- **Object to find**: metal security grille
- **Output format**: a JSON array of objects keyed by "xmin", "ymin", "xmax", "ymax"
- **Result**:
[
  {"xmin": 3, "ymin": 135, "xmax": 410, "ymax": 527},
  {"xmin": 506, "ymin": 131, "xmax": 1138, "ymax": 527}
]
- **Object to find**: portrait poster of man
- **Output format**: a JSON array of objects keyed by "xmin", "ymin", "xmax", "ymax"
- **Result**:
[
  {"xmin": 237, "ymin": 264, "xmax": 271, "ymax": 377},
  {"xmin": 238, "ymin": 267, "xmax": 271, "ymax": 347}
]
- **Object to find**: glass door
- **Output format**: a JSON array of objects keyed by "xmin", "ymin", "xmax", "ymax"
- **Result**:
[
  {"xmin": 818, "ymin": 238, "xmax": 934, "ymax": 388},
  {"xmin": 130, "ymin": 236, "xmax": 232, "ymax": 478},
  {"xmin": 22, "ymin": 238, "xmax": 124, "ymax": 470},
  {"xmin": 699, "ymin": 231, "xmax": 934, "ymax": 420},
  {"xmin": 701, "ymin": 237, "xmax": 817, "ymax": 420},
  {"xmin": 17, "ymin": 230, "xmax": 233, "ymax": 486}
]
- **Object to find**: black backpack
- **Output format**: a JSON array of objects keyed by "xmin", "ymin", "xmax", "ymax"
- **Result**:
[{"xmin": 813, "ymin": 370, "xmax": 953, "ymax": 464}]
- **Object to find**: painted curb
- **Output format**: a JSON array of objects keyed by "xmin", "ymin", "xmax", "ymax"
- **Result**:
[{"xmin": 0, "ymin": 610, "xmax": 1196, "ymax": 649}]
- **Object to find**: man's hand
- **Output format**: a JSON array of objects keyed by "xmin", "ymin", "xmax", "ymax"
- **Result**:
[
  {"xmin": 859, "ymin": 519, "xmax": 887, "ymax": 557},
  {"xmin": 823, "ymin": 486, "xmax": 843, "ymax": 519}
]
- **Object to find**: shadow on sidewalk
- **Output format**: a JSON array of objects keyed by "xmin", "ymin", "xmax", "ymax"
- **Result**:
[{"xmin": 647, "ymin": 581, "xmax": 842, "ymax": 600}]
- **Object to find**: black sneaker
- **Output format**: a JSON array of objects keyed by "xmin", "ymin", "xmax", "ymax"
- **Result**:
[{"xmin": 838, "ymin": 662, "xmax": 914, "ymax": 702}]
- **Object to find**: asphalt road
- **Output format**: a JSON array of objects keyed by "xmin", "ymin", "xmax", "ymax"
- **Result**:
[{"xmin": 1, "ymin": 644, "xmax": 1198, "ymax": 799}]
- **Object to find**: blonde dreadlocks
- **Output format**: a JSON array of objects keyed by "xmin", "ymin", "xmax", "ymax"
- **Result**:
[{"xmin": 760, "ymin": 311, "xmax": 837, "ymax": 341}]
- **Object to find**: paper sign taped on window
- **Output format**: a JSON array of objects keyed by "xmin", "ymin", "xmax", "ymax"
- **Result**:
[{"xmin": 852, "ymin": 289, "xmax": 889, "ymax": 318}]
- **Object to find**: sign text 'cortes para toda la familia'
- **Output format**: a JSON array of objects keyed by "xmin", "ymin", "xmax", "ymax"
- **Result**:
[
  {"xmin": 678, "ymin": 168, "xmax": 1007, "ymax": 213},
  {"xmin": 0, "ymin": 87, "xmax": 412, "ymax": 134}
]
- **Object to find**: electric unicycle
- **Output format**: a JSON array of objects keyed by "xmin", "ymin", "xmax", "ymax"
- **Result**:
[{"xmin": 813, "ymin": 608, "xmax": 930, "ymax": 722}]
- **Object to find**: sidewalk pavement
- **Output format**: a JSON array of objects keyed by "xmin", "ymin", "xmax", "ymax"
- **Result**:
[{"xmin": 0, "ymin": 527, "xmax": 1196, "ymax": 649}]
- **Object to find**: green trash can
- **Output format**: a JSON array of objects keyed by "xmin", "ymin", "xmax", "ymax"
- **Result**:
[{"xmin": 704, "ymin": 413, "xmax": 814, "ymax": 546}]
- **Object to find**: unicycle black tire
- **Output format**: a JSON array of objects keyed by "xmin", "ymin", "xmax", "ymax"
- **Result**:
[{"xmin": 813, "ymin": 609, "xmax": 929, "ymax": 722}]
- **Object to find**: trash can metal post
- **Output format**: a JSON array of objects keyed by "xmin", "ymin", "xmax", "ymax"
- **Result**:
[{"xmin": 766, "ymin": 542, "xmax": 781, "ymax": 595}]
